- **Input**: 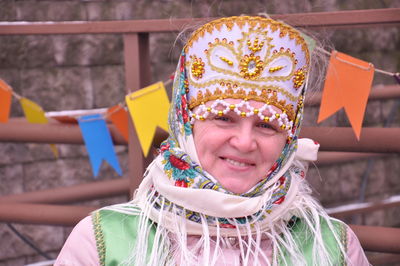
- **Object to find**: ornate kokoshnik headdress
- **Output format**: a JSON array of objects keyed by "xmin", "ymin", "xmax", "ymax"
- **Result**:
[{"xmin": 185, "ymin": 16, "xmax": 310, "ymax": 137}]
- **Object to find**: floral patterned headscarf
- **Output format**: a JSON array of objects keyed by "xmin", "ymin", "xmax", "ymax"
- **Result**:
[{"xmin": 138, "ymin": 15, "xmax": 312, "ymax": 229}]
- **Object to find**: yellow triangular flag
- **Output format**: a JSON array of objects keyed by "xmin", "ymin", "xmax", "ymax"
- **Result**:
[
  {"xmin": 19, "ymin": 97, "xmax": 59, "ymax": 158},
  {"xmin": 125, "ymin": 82, "xmax": 170, "ymax": 157},
  {"xmin": 20, "ymin": 98, "xmax": 48, "ymax": 124}
]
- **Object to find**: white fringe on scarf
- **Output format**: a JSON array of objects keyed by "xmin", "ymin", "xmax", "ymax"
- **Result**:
[{"xmin": 103, "ymin": 158, "xmax": 348, "ymax": 266}]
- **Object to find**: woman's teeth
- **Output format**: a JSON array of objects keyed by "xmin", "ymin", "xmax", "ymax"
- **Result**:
[{"xmin": 225, "ymin": 158, "xmax": 251, "ymax": 167}]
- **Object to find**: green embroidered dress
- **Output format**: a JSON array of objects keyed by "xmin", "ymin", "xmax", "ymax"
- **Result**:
[{"xmin": 92, "ymin": 208, "xmax": 347, "ymax": 266}]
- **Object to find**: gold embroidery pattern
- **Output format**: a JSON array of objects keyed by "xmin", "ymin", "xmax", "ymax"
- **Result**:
[
  {"xmin": 190, "ymin": 55, "xmax": 205, "ymax": 79},
  {"xmin": 187, "ymin": 77, "xmax": 298, "ymax": 102},
  {"xmin": 219, "ymin": 55, "xmax": 234, "ymax": 66},
  {"xmin": 195, "ymin": 48, "xmax": 297, "ymax": 83},
  {"xmin": 247, "ymin": 37, "xmax": 264, "ymax": 52},
  {"xmin": 205, "ymin": 42, "xmax": 242, "ymax": 77},
  {"xmin": 195, "ymin": 26, "xmax": 297, "ymax": 83},
  {"xmin": 184, "ymin": 16, "xmax": 310, "ymax": 66},
  {"xmin": 237, "ymin": 28, "xmax": 272, "ymax": 59},
  {"xmin": 293, "ymin": 68, "xmax": 306, "ymax": 89},
  {"xmin": 92, "ymin": 211, "xmax": 106, "ymax": 266},
  {"xmin": 189, "ymin": 87, "xmax": 295, "ymax": 121},
  {"xmin": 269, "ymin": 66, "xmax": 284, "ymax": 73},
  {"xmin": 239, "ymin": 53, "xmax": 264, "ymax": 79},
  {"xmin": 341, "ymin": 223, "xmax": 348, "ymax": 266}
]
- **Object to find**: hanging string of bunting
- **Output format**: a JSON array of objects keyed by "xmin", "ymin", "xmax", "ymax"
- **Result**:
[
  {"xmin": 0, "ymin": 79, "xmax": 18, "ymax": 123},
  {"xmin": 0, "ymin": 45, "xmax": 398, "ymax": 177},
  {"xmin": 125, "ymin": 81, "xmax": 170, "ymax": 157},
  {"xmin": 317, "ymin": 50, "xmax": 375, "ymax": 140},
  {"xmin": 78, "ymin": 114, "xmax": 122, "ymax": 177},
  {"xmin": 19, "ymin": 97, "xmax": 59, "ymax": 157},
  {"xmin": 316, "ymin": 47, "xmax": 400, "ymax": 140},
  {"xmin": 0, "ymin": 76, "xmax": 173, "ymax": 177}
]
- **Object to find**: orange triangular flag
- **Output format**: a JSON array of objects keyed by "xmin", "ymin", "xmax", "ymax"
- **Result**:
[
  {"xmin": 318, "ymin": 51, "xmax": 374, "ymax": 140},
  {"xmin": 0, "ymin": 79, "xmax": 13, "ymax": 123},
  {"xmin": 107, "ymin": 105, "xmax": 129, "ymax": 142}
]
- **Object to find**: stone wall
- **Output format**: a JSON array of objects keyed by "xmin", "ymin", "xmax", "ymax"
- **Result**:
[{"xmin": 0, "ymin": 0, "xmax": 399, "ymax": 264}]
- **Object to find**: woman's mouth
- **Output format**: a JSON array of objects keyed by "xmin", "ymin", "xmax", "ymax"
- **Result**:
[{"xmin": 220, "ymin": 157, "xmax": 255, "ymax": 168}]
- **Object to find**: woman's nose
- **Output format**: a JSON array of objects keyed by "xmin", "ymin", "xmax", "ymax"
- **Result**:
[{"xmin": 229, "ymin": 124, "xmax": 257, "ymax": 152}]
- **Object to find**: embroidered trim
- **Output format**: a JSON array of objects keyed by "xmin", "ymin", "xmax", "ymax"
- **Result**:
[
  {"xmin": 341, "ymin": 223, "xmax": 348, "ymax": 266},
  {"xmin": 190, "ymin": 55, "xmax": 205, "ymax": 79},
  {"xmin": 189, "ymin": 99, "xmax": 293, "ymax": 136},
  {"xmin": 184, "ymin": 16, "xmax": 310, "ymax": 66},
  {"xmin": 92, "ymin": 211, "xmax": 106, "ymax": 266},
  {"xmin": 188, "ymin": 87, "xmax": 295, "ymax": 121},
  {"xmin": 206, "ymin": 41, "xmax": 242, "ymax": 69},
  {"xmin": 197, "ymin": 49, "xmax": 297, "ymax": 82},
  {"xmin": 187, "ymin": 77, "xmax": 299, "ymax": 102},
  {"xmin": 293, "ymin": 68, "xmax": 306, "ymax": 89},
  {"xmin": 194, "ymin": 28, "xmax": 298, "ymax": 83}
]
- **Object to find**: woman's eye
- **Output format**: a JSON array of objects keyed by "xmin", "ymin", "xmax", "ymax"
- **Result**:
[
  {"xmin": 258, "ymin": 122, "xmax": 275, "ymax": 130},
  {"xmin": 214, "ymin": 116, "xmax": 230, "ymax": 122}
]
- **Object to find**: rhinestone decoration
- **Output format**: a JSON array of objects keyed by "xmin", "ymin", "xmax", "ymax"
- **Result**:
[
  {"xmin": 239, "ymin": 54, "xmax": 264, "ymax": 80},
  {"xmin": 293, "ymin": 68, "xmax": 306, "ymax": 89},
  {"xmin": 190, "ymin": 55, "xmax": 205, "ymax": 79},
  {"xmin": 219, "ymin": 56, "xmax": 234, "ymax": 66},
  {"xmin": 247, "ymin": 37, "xmax": 264, "ymax": 52},
  {"xmin": 269, "ymin": 66, "xmax": 284, "ymax": 73}
]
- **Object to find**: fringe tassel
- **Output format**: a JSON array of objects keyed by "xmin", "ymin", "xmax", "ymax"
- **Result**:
[{"xmin": 105, "ymin": 164, "xmax": 347, "ymax": 266}]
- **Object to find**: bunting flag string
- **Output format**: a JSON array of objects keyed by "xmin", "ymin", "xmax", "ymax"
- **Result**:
[
  {"xmin": 19, "ymin": 97, "xmax": 59, "ymax": 157},
  {"xmin": 0, "ymin": 77, "xmax": 174, "ymax": 176},
  {"xmin": 314, "ymin": 46, "xmax": 399, "ymax": 139},
  {"xmin": 107, "ymin": 104, "xmax": 129, "ymax": 143},
  {"xmin": 19, "ymin": 98, "xmax": 49, "ymax": 124},
  {"xmin": 0, "ymin": 79, "xmax": 12, "ymax": 123},
  {"xmin": 317, "ymin": 51, "xmax": 375, "ymax": 140},
  {"xmin": 125, "ymin": 81, "xmax": 170, "ymax": 157},
  {"xmin": 394, "ymin": 73, "xmax": 400, "ymax": 85},
  {"xmin": 0, "ymin": 49, "xmax": 398, "ymax": 176},
  {"xmin": 78, "ymin": 114, "xmax": 122, "ymax": 177}
]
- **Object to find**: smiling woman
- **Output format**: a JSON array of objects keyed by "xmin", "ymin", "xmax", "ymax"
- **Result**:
[
  {"xmin": 55, "ymin": 16, "xmax": 369, "ymax": 266},
  {"xmin": 193, "ymin": 102, "xmax": 287, "ymax": 194}
]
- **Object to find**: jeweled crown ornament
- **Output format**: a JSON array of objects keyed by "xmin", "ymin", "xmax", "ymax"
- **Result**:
[{"xmin": 185, "ymin": 16, "xmax": 310, "ymax": 134}]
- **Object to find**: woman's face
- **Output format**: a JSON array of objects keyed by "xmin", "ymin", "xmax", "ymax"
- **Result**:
[{"xmin": 193, "ymin": 100, "xmax": 287, "ymax": 194}]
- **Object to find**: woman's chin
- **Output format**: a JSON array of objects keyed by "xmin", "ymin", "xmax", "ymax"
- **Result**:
[{"xmin": 219, "ymin": 180, "xmax": 252, "ymax": 194}]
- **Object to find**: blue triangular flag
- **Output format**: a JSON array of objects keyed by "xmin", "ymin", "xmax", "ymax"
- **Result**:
[{"xmin": 78, "ymin": 114, "xmax": 122, "ymax": 177}]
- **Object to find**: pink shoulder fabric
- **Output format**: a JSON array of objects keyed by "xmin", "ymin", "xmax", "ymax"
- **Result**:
[
  {"xmin": 54, "ymin": 215, "xmax": 369, "ymax": 265},
  {"xmin": 55, "ymin": 216, "xmax": 100, "ymax": 266},
  {"xmin": 346, "ymin": 225, "xmax": 370, "ymax": 266}
]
